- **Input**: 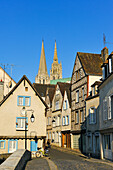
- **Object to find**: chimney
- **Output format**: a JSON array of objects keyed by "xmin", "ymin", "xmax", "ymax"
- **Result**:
[
  {"xmin": 0, "ymin": 81, "xmax": 4, "ymax": 101},
  {"xmin": 101, "ymin": 47, "xmax": 109, "ymax": 62}
]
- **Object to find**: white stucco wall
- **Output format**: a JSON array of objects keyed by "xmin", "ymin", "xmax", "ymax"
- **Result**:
[{"xmin": 0, "ymin": 79, "xmax": 46, "ymax": 137}]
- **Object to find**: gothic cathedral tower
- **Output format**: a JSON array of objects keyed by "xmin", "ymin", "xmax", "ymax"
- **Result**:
[
  {"xmin": 35, "ymin": 40, "xmax": 50, "ymax": 84},
  {"xmin": 50, "ymin": 41, "xmax": 62, "ymax": 80}
]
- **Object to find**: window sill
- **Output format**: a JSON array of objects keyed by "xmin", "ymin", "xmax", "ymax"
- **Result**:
[
  {"xmin": 75, "ymin": 123, "xmax": 79, "ymax": 125},
  {"xmin": 89, "ymin": 123, "xmax": 96, "ymax": 125},
  {"xmin": 16, "ymin": 128, "xmax": 28, "ymax": 131},
  {"xmin": 62, "ymin": 124, "xmax": 69, "ymax": 126}
]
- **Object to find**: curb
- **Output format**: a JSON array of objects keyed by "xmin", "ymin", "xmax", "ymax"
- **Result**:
[{"xmin": 45, "ymin": 157, "xmax": 58, "ymax": 170}]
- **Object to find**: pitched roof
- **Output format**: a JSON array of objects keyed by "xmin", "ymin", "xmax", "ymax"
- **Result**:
[
  {"xmin": 0, "ymin": 75, "xmax": 48, "ymax": 108},
  {"xmin": 77, "ymin": 52, "xmax": 102, "ymax": 76},
  {"xmin": 57, "ymin": 82, "xmax": 70, "ymax": 96},
  {"xmin": 47, "ymin": 87, "xmax": 56, "ymax": 104},
  {"xmin": 33, "ymin": 83, "xmax": 55, "ymax": 98}
]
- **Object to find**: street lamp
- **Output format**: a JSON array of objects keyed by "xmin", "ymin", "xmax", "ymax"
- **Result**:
[{"xmin": 22, "ymin": 107, "xmax": 35, "ymax": 150}]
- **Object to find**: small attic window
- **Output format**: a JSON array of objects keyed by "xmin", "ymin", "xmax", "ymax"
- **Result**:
[{"xmin": 25, "ymin": 87, "xmax": 28, "ymax": 91}]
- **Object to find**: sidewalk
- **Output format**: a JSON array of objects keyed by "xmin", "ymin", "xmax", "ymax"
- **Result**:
[{"xmin": 51, "ymin": 145, "xmax": 113, "ymax": 167}]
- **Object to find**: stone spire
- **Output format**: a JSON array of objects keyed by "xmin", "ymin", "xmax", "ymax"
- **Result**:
[
  {"xmin": 35, "ymin": 40, "xmax": 50, "ymax": 84},
  {"xmin": 50, "ymin": 41, "xmax": 62, "ymax": 80},
  {"xmin": 53, "ymin": 40, "xmax": 58, "ymax": 63},
  {"xmin": 38, "ymin": 40, "xmax": 48, "ymax": 74}
]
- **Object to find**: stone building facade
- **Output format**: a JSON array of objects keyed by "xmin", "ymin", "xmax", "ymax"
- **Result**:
[
  {"xmin": 71, "ymin": 52, "xmax": 102, "ymax": 153},
  {"xmin": 86, "ymin": 81, "xmax": 101, "ymax": 158}
]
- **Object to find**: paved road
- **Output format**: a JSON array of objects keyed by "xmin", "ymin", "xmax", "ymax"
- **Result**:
[
  {"xmin": 49, "ymin": 148, "xmax": 113, "ymax": 170},
  {"xmin": 25, "ymin": 148, "xmax": 113, "ymax": 170}
]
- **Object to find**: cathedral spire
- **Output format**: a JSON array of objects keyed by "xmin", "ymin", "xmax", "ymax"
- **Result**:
[
  {"xmin": 53, "ymin": 40, "xmax": 58, "ymax": 63},
  {"xmin": 35, "ymin": 40, "xmax": 50, "ymax": 84},
  {"xmin": 38, "ymin": 40, "xmax": 48, "ymax": 74}
]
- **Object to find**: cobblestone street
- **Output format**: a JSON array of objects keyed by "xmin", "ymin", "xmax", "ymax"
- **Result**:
[{"xmin": 25, "ymin": 147, "xmax": 113, "ymax": 170}]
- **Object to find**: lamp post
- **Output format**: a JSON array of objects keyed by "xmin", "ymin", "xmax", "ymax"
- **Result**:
[{"xmin": 22, "ymin": 107, "xmax": 35, "ymax": 150}]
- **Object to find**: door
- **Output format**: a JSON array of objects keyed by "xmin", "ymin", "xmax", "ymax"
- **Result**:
[
  {"xmin": 30, "ymin": 141, "xmax": 38, "ymax": 151},
  {"xmin": 8, "ymin": 140, "xmax": 18, "ymax": 153}
]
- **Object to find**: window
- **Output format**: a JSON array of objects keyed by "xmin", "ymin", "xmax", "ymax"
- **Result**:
[
  {"xmin": 89, "ymin": 107, "xmax": 96, "ymax": 124},
  {"xmin": 8, "ymin": 140, "xmax": 18, "ymax": 153},
  {"xmin": 16, "ymin": 117, "xmax": 28, "ymax": 130},
  {"xmin": 76, "ymin": 90, "xmax": 79, "ymax": 103},
  {"xmin": 55, "ymin": 101, "xmax": 59, "ymax": 110},
  {"xmin": 66, "ymin": 115, "xmax": 69, "ymax": 125},
  {"xmin": 25, "ymin": 97, "xmax": 30, "ymax": 106},
  {"xmin": 43, "ymin": 79, "xmax": 45, "ymax": 84},
  {"xmin": 76, "ymin": 111, "xmax": 79, "ymax": 124},
  {"xmin": 108, "ymin": 95, "xmax": 113, "ymax": 120},
  {"xmin": 52, "ymin": 117, "xmax": 56, "ymax": 127},
  {"xmin": 104, "ymin": 135, "xmax": 111, "ymax": 149},
  {"xmin": 62, "ymin": 116, "xmax": 65, "ymax": 125},
  {"xmin": 18, "ymin": 97, "xmax": 23, "ymax": 106},
  {"xmin": 49, "ymin": 132, "xmax": 51, "ymax": 139},
  {"xmin": 109, "ymin": 58, "xmax": 112, "ymax": 73},
  {"xmin": 102, "ymin": 67, "xmax": 105, "ymax": 80},
  {"xmin": 63, "ymin": 100, "xmax": 68, "ymax": 110},
  {"xmin": 103, "ymin": 98, "xmax": 108, "ymax": 120},
  {"xmin": 17, "ymin": 96, "xmax": 31, "ymax": 106},
  {"xmin": 57, "ymin": 115, "xmax": 61, "ymax": 126},
  {"xmin": 0, "ymin": 140, "xmax": 5, "ymax": 149},
  {"xmin": 25, "ymin": 87, "xmax": 28, "ymax": 91},
  {"xmin": 80, "ymin": 110, "xmax": 84, "ymax": 123},
  {"xmin": 82, "ymin": 88, "xmax": 84, "ymax": 100}
]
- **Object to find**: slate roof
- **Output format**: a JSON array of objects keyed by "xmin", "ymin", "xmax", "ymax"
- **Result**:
[
  {"xmin": 77, "ymin": 52, "xmax": 102, "ymax": 76},
  {"xmin": 33, "ymin": 83, "xmax": 55, "ymax": 98},
  {"xmin": 47, "ymin": 87, "xmax": 56, "ymax": 104}
]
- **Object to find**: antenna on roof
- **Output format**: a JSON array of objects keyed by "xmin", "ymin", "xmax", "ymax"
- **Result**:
[
  {"xmin": 103, "ymin": 33, "xmax": 106, "ymax": 47},
  {"xmin": 103, "ymin": 33, "xmax": 113, "ymax": 47},
  {"xmin": 0, "ymin": 64, "xmax": 9, "ymax": 82}
]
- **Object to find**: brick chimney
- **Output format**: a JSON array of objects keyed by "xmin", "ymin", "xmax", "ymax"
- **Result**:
[{"xmin": 101, "ymin": 47, "xmax": 109, "ymax": 62}]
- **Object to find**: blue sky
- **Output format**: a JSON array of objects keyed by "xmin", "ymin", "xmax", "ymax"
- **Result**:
[{"xmin": 0, "ymin": 0, "xmax": 113, "ymax": 83}]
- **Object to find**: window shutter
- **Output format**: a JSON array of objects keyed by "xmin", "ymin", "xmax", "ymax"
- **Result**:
[{"xmin": 108, "ymin": 96, "xmax": 111, "ymax": 120}]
